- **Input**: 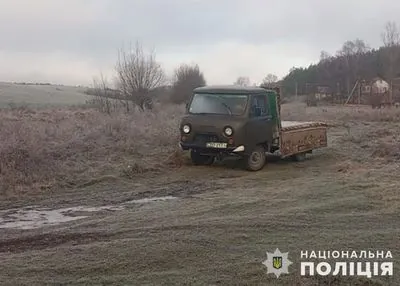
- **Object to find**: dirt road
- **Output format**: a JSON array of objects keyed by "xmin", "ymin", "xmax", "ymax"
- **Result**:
[{"xmin": 1, "ymin": 112, "xmax": 399, "ymax": 285}]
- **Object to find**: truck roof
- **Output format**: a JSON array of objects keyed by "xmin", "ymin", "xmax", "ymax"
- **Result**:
[{"xmin": 193, "ymin": 85, "xmax": 273, "ymax": 94}]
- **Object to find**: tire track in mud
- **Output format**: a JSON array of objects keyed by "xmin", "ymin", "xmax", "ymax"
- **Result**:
[
  {"xmin": 0, "ymin": 179, "xmax": 227, "ymax": 235},
  {"xmin": 116, "ymin": 179, "xmax": 226, "ymax": 204},
  {"xmin": 0, "ymin": 232, "xmax": 117, "ymax": 253},
  {"xmin": 0, "ymin": 180, "xmax": 229, "ymax": 253}
]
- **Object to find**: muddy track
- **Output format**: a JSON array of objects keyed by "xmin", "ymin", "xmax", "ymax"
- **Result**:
[
  {"xmin": 0, "ymin": 231, "xmax": 117, "ymax": 253},
  {"xmin": 116, "ymin": 179, "xmax": 225, "ymax": 204}
]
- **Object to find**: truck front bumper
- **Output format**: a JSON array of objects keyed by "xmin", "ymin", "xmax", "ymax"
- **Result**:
[{"xmin": 179, "ymin": 142, "xmax": 245, "ymax": 153}]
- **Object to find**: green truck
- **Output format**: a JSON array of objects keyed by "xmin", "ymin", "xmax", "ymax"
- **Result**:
[{"xmin": 179, "ymin": 85, "xmax": 328, "ymax": 171}]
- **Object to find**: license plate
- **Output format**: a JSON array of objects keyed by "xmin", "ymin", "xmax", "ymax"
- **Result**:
[{"xmin": 206, "ymin": 142, "xmax": 227, "ymax": 148}]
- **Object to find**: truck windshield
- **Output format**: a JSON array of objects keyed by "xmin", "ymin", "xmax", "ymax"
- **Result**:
[{"xmin": 188, "ymin": 93, "xmax": 248, "ymax": 115}]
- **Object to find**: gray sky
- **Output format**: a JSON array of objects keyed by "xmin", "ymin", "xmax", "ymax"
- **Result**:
[{"xmin": 0, "ymin": 0, "xmax": 398, "ymax": 86}]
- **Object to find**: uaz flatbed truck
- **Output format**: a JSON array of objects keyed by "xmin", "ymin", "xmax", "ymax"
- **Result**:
[{"xmin": 179, "ymin": 85, "xmax": 328, "ymax": 171}]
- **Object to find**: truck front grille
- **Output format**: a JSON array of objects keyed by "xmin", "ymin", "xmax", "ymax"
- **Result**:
[{"xmin": 193, "ymin": 133, "xmax": 219, "ymax": 144}]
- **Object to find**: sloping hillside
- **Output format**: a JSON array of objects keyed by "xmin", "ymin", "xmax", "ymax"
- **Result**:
[{"xmin": 0, "ymin": 82, "xmax": 90, "ymax": 108}]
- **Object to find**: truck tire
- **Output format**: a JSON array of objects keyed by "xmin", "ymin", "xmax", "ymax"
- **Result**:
[
  {"xmin": 190, "ymin": 150, "xmax": 215, "ymax": 166},
  {"xmin": 244, "ymin": 145, "xmax": 266, "ymax": 171}
]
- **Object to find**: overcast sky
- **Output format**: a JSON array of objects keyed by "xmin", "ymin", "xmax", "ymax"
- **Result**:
[{"xmin": 0, "ymin": 0, "xmax": 398, "ymax": 86}]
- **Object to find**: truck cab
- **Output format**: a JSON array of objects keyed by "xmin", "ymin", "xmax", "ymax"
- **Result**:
[{"xmin": 179, "ymin": 85, "xmax": 327, "ymax": 171}]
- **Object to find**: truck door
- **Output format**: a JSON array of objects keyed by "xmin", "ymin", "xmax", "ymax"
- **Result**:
[{"xmin": 246, "ymin": 93, "xmax": 273, "ymax": 150}]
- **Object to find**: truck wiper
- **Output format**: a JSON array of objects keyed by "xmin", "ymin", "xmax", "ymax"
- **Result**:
[
  {"xmin": 220, "ymin": 102, "xmax": 232, "ymax": 115},
  {"xmin": 215, "ymin": 95, "xmax": 232, "ymax": 115}
]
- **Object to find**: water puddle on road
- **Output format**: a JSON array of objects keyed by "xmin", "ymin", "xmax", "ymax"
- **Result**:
[
  {"xmin": 125, "ymin": 196, "xmax": 177, "ymax": 204},
  {"xmin": 0, "ymin": 196, "xmax": 177, "ymax": 230}
]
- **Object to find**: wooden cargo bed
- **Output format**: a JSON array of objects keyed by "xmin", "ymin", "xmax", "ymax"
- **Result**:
[
  {"xmin": 279, "ymin": 121, "xmax": 328, "ymax": 157},
  {"xmin": 281, "ymin": 121, "xmax": 327, "ymax": 131}
]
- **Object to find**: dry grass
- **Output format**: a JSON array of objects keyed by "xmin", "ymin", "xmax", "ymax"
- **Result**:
[
  {"xmin": 2, "ymin": 100, "xmax": 400, "ymax": 197},
  {"xmin": 0, "ymin": 104, "xmax": 185, "ymax": 196},
  {"xmin": 282, "ymin": 102, "xmax": 400, "ymax": 123}
]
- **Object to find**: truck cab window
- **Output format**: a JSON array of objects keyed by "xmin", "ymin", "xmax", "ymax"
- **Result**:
[{"xmin": 250, "ymin": 94, "xmax": 269, "ymax": 117}]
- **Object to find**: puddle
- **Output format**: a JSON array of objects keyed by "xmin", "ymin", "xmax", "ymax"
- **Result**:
[
  {"xmin": 125, "ymin": 196, "xmax": 177, "ymax": 204},
  {"xmin": 0, "ymin": 196, "xmax": 177, "ymax": 230},
  {"xmin": 0, "ymin": 209, "xmax": 87, "ymax": 230}
]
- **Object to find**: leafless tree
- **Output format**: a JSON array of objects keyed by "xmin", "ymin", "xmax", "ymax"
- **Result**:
[
  {"xmin": 337, "ymin": 39, "xmax": 370, "ymax": 93},
  {"xmin": 88, "ymin": 73, "xmax": 114, "ymax": 114},
  {"xmin": 115, "ymin": 41, "xmax": 166, "ymax": 111},
  {"xmin": 381, "ymin": 21, "xmax": 400, "ymax": 81},
  {"xmin": 381, "ymin": 21, "xmax": 400, "ymax": 47},
  {"xmin": 234, "ymin": 76, "xmax": 250, "ymax": 87},
  {"xmin": 318, "ymin": 50, "xmax": 333, "ymax": 80},
  {"xmin": 170, "ymin": 63, "xmax": 206, "ymax": 104},
  {"xmin": 261, "ymin": 74, "xmax": 278, "ymax": 88},
  {"xmin": 319, "ymin": 51, "xmax": 331, "ymax": 63},
  {"xmin": 87, "ymin": 73, "xmax": 133, "ymax": 114}
]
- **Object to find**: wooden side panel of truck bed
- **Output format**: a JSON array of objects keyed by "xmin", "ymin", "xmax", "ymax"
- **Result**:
[{"xmin": 279, "ymin": 126, "xmax": 328, "ymax": 157}]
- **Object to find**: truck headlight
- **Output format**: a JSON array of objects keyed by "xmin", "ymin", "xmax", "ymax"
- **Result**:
[
  {"xmin": 183, "ymin": 124, "xmax": 191, "ymax": 134},
  {"xmin": 224, "ymin": 126, "xmax": 233, "ymax": 136}
]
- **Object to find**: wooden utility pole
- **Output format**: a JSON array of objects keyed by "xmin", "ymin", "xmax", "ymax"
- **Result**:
[
  {"xmin": 345, "ymin": 80, "xmax": 359, "ymax": 105},
  {"xmin": 390, "ymin": 80, "xmax": 393, "ymax": 105},
  {"xmin": 295, "ymin": 81, "xmax": 298, "ymax": 99}
]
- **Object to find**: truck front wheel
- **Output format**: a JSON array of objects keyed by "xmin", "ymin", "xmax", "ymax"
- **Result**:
[
  {"xmin": 190, "ymin": 150, "xmax": 215, "ymax": 166},
  {"xmin": 244, "ymin": 145, "xmax": 266, "ymax": 171}
]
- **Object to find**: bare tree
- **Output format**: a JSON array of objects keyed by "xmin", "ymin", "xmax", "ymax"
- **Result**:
[
  {"xmin": 337, "ymin": 39, "xmax": 370, "ymax": 93},
  {"xmin": 261, "ymin": 74, "xmax": 278, "ymax": 88},
  {"xmin": 170, "ymin": 63, "xmax": 206, "ymax": 104},
  {"xmin": 234, "ymin": 76, "xmax": 250, "ymax": 86},
  {"xmin": 88, "ymin": 73, "xmax": 115, "ymax": 114},
  {"xmin": 319, "ymin": 50, "xmax": 331, "ymax": 63},
  {"xmin": 381, "ymin": 21, "xmax": 400, "ymax": 47},
  {"xmin": 115, "ymin": 41, "xmax": 166, "ymax": 111},
  {"xmin": 318, "ymin": 50, "xmax": 333, "ymax": 81},
  {"xmin": 381, "ymin": 21, "xmax": 400, "ymax": 81},
  {"xmin": 112, "ymin": 76, "xmax": 133, "ymax": 113}
]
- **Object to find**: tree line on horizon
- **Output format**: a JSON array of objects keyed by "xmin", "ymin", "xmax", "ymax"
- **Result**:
[
  {"xmin": 88, "ymin": 20, "xmax": 400, "ymax": 112},
  {"xmin": 280, "ymin": 21, "xmax": 400, "ymax": 96}
]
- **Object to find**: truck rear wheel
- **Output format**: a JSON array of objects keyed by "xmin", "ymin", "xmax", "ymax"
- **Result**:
[
  {"xmin": 244, "ymin": 145, "xmax": 266, "ymax": 171},
  {"xmin": 190, "ymin": 150, "xmax": 215, "ymax": 166}
]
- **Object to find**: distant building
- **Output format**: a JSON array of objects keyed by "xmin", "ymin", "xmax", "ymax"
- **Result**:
[
  {"xmin": 360, "ymin": 77, "xmax": 391, "ymax": 106},
  {"xmin": 315, "ymin": 85, "xmax": 331, "ymax": 100},
  {"xmin": 361, "ymin": 77, "xmax": 390, "ymax": 94}
]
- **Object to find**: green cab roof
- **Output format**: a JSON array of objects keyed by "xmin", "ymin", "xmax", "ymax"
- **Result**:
[{"xmin": 193, "ymin": 85, "xmax": 273, "ymax": 94}]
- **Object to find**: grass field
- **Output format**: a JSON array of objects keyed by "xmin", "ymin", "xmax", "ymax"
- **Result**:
[
  {"xmin": 0, "ymin": 84, "xmax": 399, "ymax": 285},
  {"xmin": 0, "ymin": 82, "xmax": 89, "ymax": 108}
]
